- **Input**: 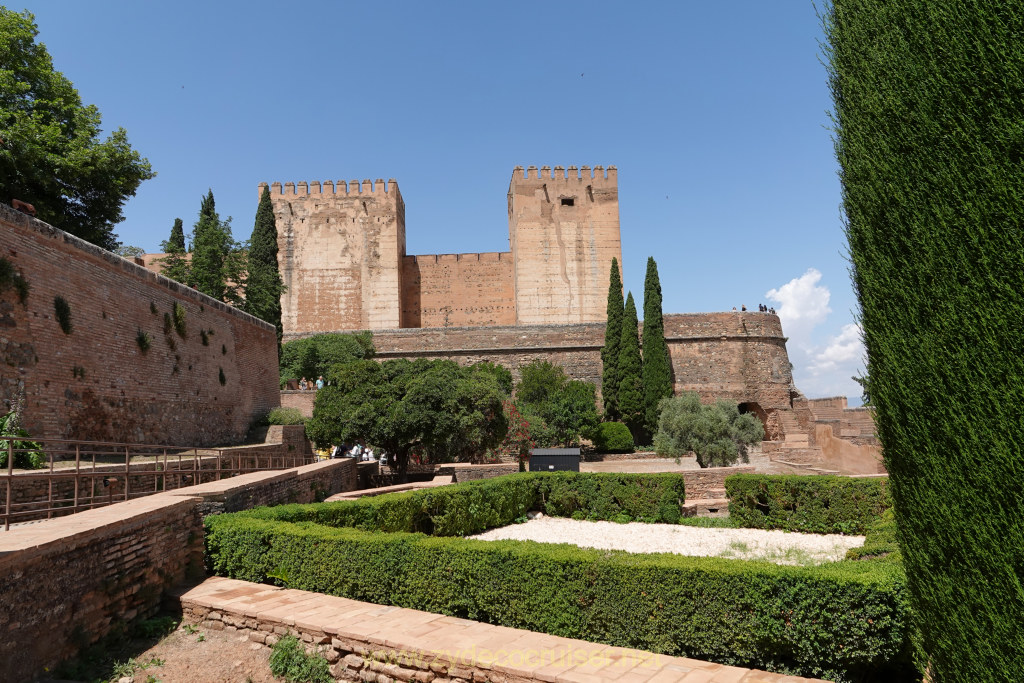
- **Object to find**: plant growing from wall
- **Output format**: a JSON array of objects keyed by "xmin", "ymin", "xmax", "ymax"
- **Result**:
[
  {"xmin": 642, "ymin": 257, "xmax": 673, "ymax": 437},
  {"xmin": 200, "ymin": 329, "xmax": 209, "ymax": 346},
  {"xmin": 825, "ymin": 1, "xmax": 1024, "ymax": 678},
  {"xmin": 162, "ymin": 312, "xmax": 172, "ymax": 335},
  {"xmin": 601, "ymin": 258, "xmax": 624, "ymax": 420},
  {"xmin": 172, "ymin": 302, "xmax": 186, "ymax": 338},
  {"xmin": 221, "ymin": 343, "xmax": 227, "ymax": 355},
  {"xmin": 0, "ymin": 257, "xmax": 30, "ymax": 305},
  {"xmin": 149, "ymin": 301, "xmax": 157, "ymax": 315},
  {"xmin": 218, "ymin": 367, "xmax": 226, "ymax": 385},
  {"xmin": 53, "ymin": 295, "xmax": 72, "ymax": 334},
  {"xmin": 136, "ymin": 329, "xmax": 151, "ymax": 353},
  {"xmin": 0, "ymin": 392, "xmax": 45, "ymax": 469},
  {"xmin": 617, "ymin": 292, "xmax": 645, "ymax": 443}
]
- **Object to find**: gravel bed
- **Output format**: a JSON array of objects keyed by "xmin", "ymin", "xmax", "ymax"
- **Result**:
[{"xmin": 468, "ymin": 516, "xmax": 865, "ymax": 565}]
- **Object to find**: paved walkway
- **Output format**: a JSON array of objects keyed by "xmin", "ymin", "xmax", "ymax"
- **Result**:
[{"xmin": 180, "ymin": 577, "xmax": 823, "ymax": 683}]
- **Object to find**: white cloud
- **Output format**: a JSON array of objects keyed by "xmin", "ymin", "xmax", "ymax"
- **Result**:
[
  {"xmin": 766, "ymin": 270, "xmax": 865, "ymax": 403},
  {"xmin": 765, "ymin": 268, "xmax": 832, "ymax": 345}
]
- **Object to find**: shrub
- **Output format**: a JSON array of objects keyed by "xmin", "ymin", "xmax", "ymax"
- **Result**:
[
  {"xmin": 269, "ymin": 635, "xmax": 331, "ymax": 683},
  {"xmin": 172, "ymin": 301, "xmax": 187, "ymax": 337},
  {"xmin": 726, "ymin": 474, "xmax": 890, "ymax": 534},
  {"xmin": 53, "ymin": 295, "xmax": 72, "ymax": 334},
  {"xmin": 207, "ymin": 511, "xmax": 914, "ymax": 681},
  {"xmin": 0, "ymin": 411, "xmax": 46, "ymax": 469},
  {"xmin": 266, "ymin": 407, "xmax": 307, "ymax": 426},
  {"xmin": 590, "ymin": 421, "xmax": 633, "ymax": 453},
  {"xmin": 654, "ymin": 393, "xmax": 763, "ymax": 467},
  {"xmin": 0, "ymin": 257, "xmax": 30, "ymax": 305},
  {"xmin": 136, "ymin": 329, "xmax": 151, "ymax": 353}
]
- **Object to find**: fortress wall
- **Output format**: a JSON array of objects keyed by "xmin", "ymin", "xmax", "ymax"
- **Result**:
[
  {"xmin": 401, "ymin": 252, "xmax": 516, "ymax": 328},
  {"xmin": 370, "ymin": 313, "xmax": 794, "ymax": 411},
  {"xmin": 508, "ymin": 165, "xmax": 622, "ymax": 325},
  {"xmin": 264, "ymin": 179, "xmax": 405, "ymax": 336},
  {"xmin": 0, "ymin": 205, "xmax": 279, "ymax": 445}
]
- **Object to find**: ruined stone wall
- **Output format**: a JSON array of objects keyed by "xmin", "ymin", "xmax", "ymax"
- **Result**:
[
  {"xmin": 371, "ymin": 313, "xmax": 794, "ymax": 412},
  {"xmin": 264, "ymin": 179, "xmax": 406, "ymax": 337},
  {"xmin": 508, "ymin": 165, "xmax": 622, "ymax": 325},
  {"xmin": 401, "ymin": 252, "xmax": 515, "ymax": 328},
  {"xmin": 0, "ymin": 205, "xmax": 279, "ymax": 446}
]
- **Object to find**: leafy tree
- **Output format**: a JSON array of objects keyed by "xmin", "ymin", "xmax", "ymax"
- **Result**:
[
  {"xmin": 243, "ymin": 186, "xmax": 284, "ymax": 352},
  {"xmin": 825, "ymin": 2, "xmax": 1024, "ymax": 678},
  {"xmin": 188, "ymin": 190, "xmax": 244, "ymax": 303},
  {"xmin": 653, "ymin": 392, "xmax": 763, "ymax": 468},
  {"xmin": 113, "ymin": 245, "xmax": 145, "ymax": 259},
  {"xmin": 617, "ymin": 292, "xmax": 645, "ymax": 443},
  {"xmin": 279, "ymin": 332, "xmax": 374, "ymax": 386},
  {"xmin": 307, "ymin": 359, "xmax": 508, "ymax": 477},
  {"xmin": 513, "ymin": 360, "xmax": 599, "ymax": 446},
  {"xmin": 157, "ymin": 218, "xmax": 190, "ymax": 284},
  {"xmin": 641, "ymin": 257, "xmax": 673, "ymax": 436},
  {"xmin": 601, "ymin": 258, "xmax": 624, "ymax": 419},
  {"xmin": 491, "ymin": 400, "xmax": 535, "ymax": 467},
  {"xmin": 851, "ymin": 370, "xmax": 871, "ymax": 407},
  {"xmin": 0, "ymin": 9, "xmax": 153, "ymax": 250}
]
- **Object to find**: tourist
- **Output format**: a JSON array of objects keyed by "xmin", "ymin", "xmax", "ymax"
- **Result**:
[
  {"xmin": 316, "ymin": 375, "xmax": 324, "ymax": 390},
  {"xmin": 299, "ymin": 377, "xmax": 308, "ymax": 391},
  {"xmin": 741, "ymin": 304, "xmax": 747, "ymax": 311}
]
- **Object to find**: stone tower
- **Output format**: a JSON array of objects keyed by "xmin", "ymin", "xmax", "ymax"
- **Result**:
[
  {"xmin": 507, "ymin": 165, "xmax": 622, "ymax": 325},
  {"xmin": 261, "ymin": 179, "xmax": 406, "ymax": 336}
]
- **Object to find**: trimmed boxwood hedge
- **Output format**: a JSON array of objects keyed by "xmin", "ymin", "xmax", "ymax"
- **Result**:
[{"xmin": 726, "ymin": 474, "xmax": 890, "ymax": 534}]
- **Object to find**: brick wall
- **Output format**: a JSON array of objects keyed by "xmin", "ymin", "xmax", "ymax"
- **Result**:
[
  {"xmin": 681, "ymin": 466, "xmax": 754, "ymax": 499},
  {"xmin": 0, "ymin": 457, "xmax": 357, "ymax": 682},
  {"xmin": 280, "ymin": 389, "xmax": 316, "ymax": 417},
  {"xmin": 0, "ymin": 204, "xmax": 280, "ymax": 445}
]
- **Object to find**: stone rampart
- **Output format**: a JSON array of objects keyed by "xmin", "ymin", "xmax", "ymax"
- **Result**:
[
  {"xmin": 0, "ymin": 204, "xmax": 279, "ymax": 445},
  {"xmin": 401, "ymin": 252, "xmax": 515, "ymax": 328},
  {"xmin": 0, "ymin": 457, "xmax": 357, "ymax": 681}
]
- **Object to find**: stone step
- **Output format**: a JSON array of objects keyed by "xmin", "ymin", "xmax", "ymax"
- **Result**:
[{"xmin": 682, "ymin": 497, "xmax": 730, "ymax": 518}]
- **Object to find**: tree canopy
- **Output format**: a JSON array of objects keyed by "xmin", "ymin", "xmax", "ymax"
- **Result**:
[
  {"xmin": 653, "ymin": 392, "xmax": 763, "ymax": 468},
  {"xmin": 0, "ymin": 8, "xmax": 154, "ymax": 250},
  {"xmin": 601, "ymin": 258, "xmax": 624, "ymax": 420},
  {"xmin": 188, "ymin": 190, "xmax": 245, "ymax": 306},
  {"xmin": 243, "ymin": 186, "xmax": 284, "ymax": 352},
  {"xmin": 514, "ymin": 359, "xmax": 599, "ymax": 447},
  {"xmin": 306, "ymin": 359, "xmax": 509, "ymax": 476},
  {"xmin": 279, "ymin": 332, "xmax": 375, "ymax": 386}
]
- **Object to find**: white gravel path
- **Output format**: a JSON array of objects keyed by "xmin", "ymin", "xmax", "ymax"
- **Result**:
[{"xmin": 468, "ymin": 516, "xmax": 864, "ymax": 566}]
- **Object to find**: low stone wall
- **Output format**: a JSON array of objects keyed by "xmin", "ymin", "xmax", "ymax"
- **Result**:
[
  {"xmin": 681, "ymin": 466, "xmax": 754, "ymax": 500},
  {"xmin": 0, "ymin": 457, "xmax": 357, "ymax": 682},
  {"xmin": 439, "ymin": 463, "xmax": 520, "ymax": 482},
  {"xmin": 280, "ymin": 390, "xmax": 316, "ymax": 418}
]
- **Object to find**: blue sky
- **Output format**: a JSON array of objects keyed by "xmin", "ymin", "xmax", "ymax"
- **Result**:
[{"xmin": 21, "ymin": 1, "xmax": 865, "ymax": 403}]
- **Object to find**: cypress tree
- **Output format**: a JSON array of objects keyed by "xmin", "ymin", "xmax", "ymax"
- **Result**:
[
  {"xmin": 189, "ymin": 190, "xmax": 232, "ymax": 301},
  {"xmin": 601, "ymin": 258, "xmax": 624, "ymax": 419},
  {"xmin": 617, "ymin": 292, "xmax": 645, "ymax": 444},
  {"xmin": 641, "ymin": 257, "xmax": 673, "ymax": 436},
  {"xmin": 244, "ymin": 186, "xmax": 284, "ymax": 353},
  {"xmin": 157, "ymin": 218, "xmax": 190, "ymax": 284},
  {"xmin": 827, "ymin": 2, "xmax": 1024, "ymax": 678}
]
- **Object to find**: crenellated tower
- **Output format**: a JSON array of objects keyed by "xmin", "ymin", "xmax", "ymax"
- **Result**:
[
  {"xmin": 507, "ymin": 165, "xmax": 622, "ymax": 325},
  {"xmin": 260, "ymin": 179, "xmax": 406, "ymax": 336}
]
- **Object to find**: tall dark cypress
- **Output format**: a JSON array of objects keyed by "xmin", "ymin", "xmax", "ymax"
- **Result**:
[
  {"xmin": 244, "ymin": 186, "xmax": 284, "ymax": 353},
  {"xmin": 601, "ymin": 258, "xmax": 624, "ymax": 419},
  {"xmin": 641, "ymin": 257, "xmax": 673, "ymax": 436},
  {"xmin": 617, "ymin": 292, "xmax": 645, "ymax": 443},
  {"xmin": 157, "ymin": 217, "xmax": 190, "ymax": 284},
  {"xmin": 189, "ymin": 190, "xmax": 231, "ymax": 300},
  {"xmin": 826, "ymin": 2, "xmax": 1024, "ymax": 679}
]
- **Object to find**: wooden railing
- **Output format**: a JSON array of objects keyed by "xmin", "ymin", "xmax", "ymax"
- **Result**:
[{"xmin": 0, "ymin": 437, "xmax": 313, "ymax": 530}]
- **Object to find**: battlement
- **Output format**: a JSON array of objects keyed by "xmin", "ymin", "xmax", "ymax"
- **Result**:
[
  {"xmin": 407, "ymin": 251, "xmax": 511, "ymax": 265},
  {"xmin": 259, "ymin": 178, "xmax": 402, "ymax": 200},
  {"xmin": 510, "ymin": 165, "xmax": 617, "ymax": 184}
]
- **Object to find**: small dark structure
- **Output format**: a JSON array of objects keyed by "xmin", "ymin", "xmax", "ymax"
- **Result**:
[{"xmin": 529, "ymin": 448, "xmax": 581, "ymax": 472}]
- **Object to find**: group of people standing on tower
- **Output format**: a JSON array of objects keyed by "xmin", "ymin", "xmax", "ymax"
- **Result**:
[{"xmin": 733, "ymin": 304, "xmax": 777, "ymax": 314}]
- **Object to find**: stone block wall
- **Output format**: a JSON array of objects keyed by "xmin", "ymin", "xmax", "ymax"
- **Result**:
[
  {"xmin": 508, "ymin": 166, "xmax": 622, "ymax": 325},
  {"xmin": 0, "ymin": 204, "xmax": 280, "ymax": 445},
  {"xmin": 401, "ymin": 252, "xmax": 515, "ymax": 328},
  {"xmin": 0, "ymin": 457, "xmax": 357, "ymax": 682}
]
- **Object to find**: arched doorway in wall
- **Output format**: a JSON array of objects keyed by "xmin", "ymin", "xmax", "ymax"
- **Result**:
[{"xmin": 737, "ymin": 401, "xmax": 783, "ymax": 441}]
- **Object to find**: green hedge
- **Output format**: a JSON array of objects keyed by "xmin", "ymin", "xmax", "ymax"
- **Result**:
[
  {"xmin": 242, "ymin": 473, "xmax": 687, "ymax": 535},
  {"xmin": 726, "ymin": 474, "xmax": 890, "ymax": 534},
  {"xmin": 206, "ymin": 514, "xmax": 915, "ymax": 682}
]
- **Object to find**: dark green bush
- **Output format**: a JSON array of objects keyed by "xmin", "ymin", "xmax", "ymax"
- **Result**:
[
  {"xmin": 206, "ymin": 514, "xmax": 915, "ymax": 681},
  {"xmin": 590, "ymin": 421, "xmax": 634, "ymax": 453},
  {"xmin": 725, "ymin": 474, "xmax": 889, "ymax": 534},
  {"xmin": 846, "ymin": 508, "xmax": 901, "ymax": 563}
]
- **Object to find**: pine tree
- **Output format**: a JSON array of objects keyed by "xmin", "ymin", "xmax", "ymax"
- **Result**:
[
  {"xmin": 244, "ymin": 186, "xmax": 284, "ymax": 353},
  {"xmin": 617, "ymin": 292, "xmax": 645, "ymax": 444},
  {"xmin": 189, "ymin": 190, "xmax": 234, "ymax": 301},
  {"xmin": 641, "ymin": 257, "xmax": 673, "ymax": 437},
  {"xmin": 157, "ymin": 218, "xmax": 190, "ymax": 284},
  {"xmin": 601, "ymin": 258, "xmax": 624, "ymax": 419}
]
